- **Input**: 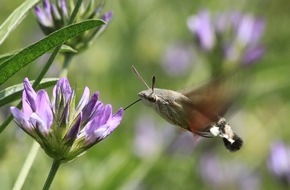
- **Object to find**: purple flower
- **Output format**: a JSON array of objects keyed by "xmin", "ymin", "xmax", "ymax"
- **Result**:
[
  {"xmin": 187, "ymin": 10, "xmax": 265, "ymax": 67},
  {"xmin": 34, "ymin": 0, "xmax": 53, "ymax": 28},
  {"xmin": 242, "ymin": 46, "xmax": 265, "ymax": 65},
  {"xmin": 161, "ymin": 44, "xmax": 194, "ymax": 76},
  {"xmin": 133, "ymin": 114, "xmax": 174, "ymax": 158},
  {"xmin": 34, "ymin": 0, "xmax": 113, "ymax": 53},
  {"xmin": 166, "ymin": 131, "xmax": 197, "ymax": 155},
  {"xmin": 199, "ymin": 152, "xmax": 260, "ymax": 190},
  {"xmin": 235, "ymin": 15, "xmax": 264, "ymax": 47},
  {"xmin": 10, "ymin": 78, "xmax": 123, "ymax": 162},
  {"xmin": 268, "ymin": 140, "xmax": 290, "ymax": 185},
  {"xmin": 101, "ymin": 11, "xmax": 113, "ymax": 23},
  {"xmin": 187, "ymin": 10, "xmax": 215, "ymax": 51}
]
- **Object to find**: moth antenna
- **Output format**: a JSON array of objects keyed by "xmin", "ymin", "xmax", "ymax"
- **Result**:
[
  {"xmin": 132, "ymin": 65, "xmax": 150, "ymax": 90},
  {"xmin": 124, "ymin": 98, "xmax": 141, "ymax": 111},
  {"xmin": 151, "ymin": 75, "xmax": 156, "ymax": 92}
]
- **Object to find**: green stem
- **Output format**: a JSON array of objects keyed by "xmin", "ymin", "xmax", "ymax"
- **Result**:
[
  {"xmin": 60, "ymin": 53, "xmax": 74, "ymax": 77},
  {"xmin": 12, "ymin": 142, "xmax": 40, "ymax": 190},
  {"xmin": 42, "ymin": 160, "xmax": 62, "ymax": 190}
]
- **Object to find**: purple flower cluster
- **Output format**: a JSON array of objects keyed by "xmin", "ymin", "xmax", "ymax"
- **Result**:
[
  {"xmin": 187, "ymin": 10, "xmax": 265, "ymax": 65},
  {"xmin": 10, "ymin": 78, "xmax": 123, "ymax": 162},
  {"xmin": 34, "ymin": 0, "xmax": 113, "ymax": 52},
  {"xmin": 162, "ymin": 10, "xmax": 265, "ymax": 76}
]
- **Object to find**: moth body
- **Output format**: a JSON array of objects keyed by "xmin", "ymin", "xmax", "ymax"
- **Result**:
[
  {"xmin": 138, "ymin": 88, "xmax": 243, "ymax": 152},
  {"xmin": 132, "ymin": 65, "xmax": 243, "ymax": 152}
]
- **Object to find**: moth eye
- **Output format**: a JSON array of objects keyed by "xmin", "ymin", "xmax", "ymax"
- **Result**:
[{"xmin": 147, "ymin": 96, "xmax": 156, "ymax": 102}]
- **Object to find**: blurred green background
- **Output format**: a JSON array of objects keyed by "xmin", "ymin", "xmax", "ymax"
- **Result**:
[{"xmin": 1, "ymin": 0, "xmax": 290, "ymax": 189}]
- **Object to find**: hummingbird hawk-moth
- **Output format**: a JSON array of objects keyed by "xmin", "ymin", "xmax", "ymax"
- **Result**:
[{"xmin": 127, "ymin": 66, "xmax": 243, "ymax": 152}]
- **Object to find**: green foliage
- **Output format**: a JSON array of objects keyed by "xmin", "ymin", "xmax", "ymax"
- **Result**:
[
  {"xmin": 0, "ymin": 19, "xmax": 104, "ymax": 85},
  {"xmin": 0, "ymin": 0, "xmax": 40, "ymax": 45}
]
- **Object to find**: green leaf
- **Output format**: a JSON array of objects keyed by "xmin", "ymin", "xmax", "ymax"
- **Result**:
[
  {"xmin": 0, "ymin": 78, "xmax": 58, "ymax": 107},
  {"xmin": 0, "ymin": 0, "xmax": 40, "ymax": 45},
  {"xmin": 0, "ymin": 19, "xmax": 105, "ymax": 85},
  {"xmin": 0, "ymin": 45, "xmax": 77, "ymax": 64},
  {"xmin": 60, "ymin": 45, "xmax": 78, "ymax": 53},
  {"xmin": 0, "ymin": 50, "xmax": 18, "ymax": 64}
]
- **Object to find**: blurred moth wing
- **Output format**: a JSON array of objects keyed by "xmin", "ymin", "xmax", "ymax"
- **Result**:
[{"xmin": 133, "ymin": 66, "xmax": 243, "ymax": 152}]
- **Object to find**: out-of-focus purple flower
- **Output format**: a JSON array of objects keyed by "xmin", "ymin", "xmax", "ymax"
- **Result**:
[
  {"xmin": 161, "ymin": 44, "xmax": 194, "ymax": 76},
  {"xmin": 187, "ymin": 10, "xmax": 265, "ymax": 67},
  {"xmin": 34, "ymin": 0, "xmax": 113, "ymax": 53},
  {"xmin": 34, "ymin": 0, "xmax": 53, "ymax": 28},
  {"xmin": 133, "ymin": 114, "xmax": 174, "ymax": 158},
  {"xmin": 242, "ymin": 46, "xmax": 265, "ymax": 65},
  {"xmin": 166, "ymin": 131, "xmax": 198, "ymax": 156},
  {"xmin": 235, "ymin": 15, "xmax": 264, "ymax": 47},
  {"xmin": 101, "ymin": 11, "xmax": 113, "ymax": 23},
  {"xmin": 199, "ymin": 152, "xmax": 260, "ymax": 190},
  {"xmin": 10, "ymin": 78, "xmax": 123, "ymax": 162},
  {"xmin": 268, "ymin": 140, "xmax": 290, "ymax": 186},
  {"xmin": 187, "ymin": 11, "xmax": 215, "ymax": 51}
]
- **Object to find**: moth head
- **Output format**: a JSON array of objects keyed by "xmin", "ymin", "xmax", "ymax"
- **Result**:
[
  {"xmin": 124, "ymin": 66, "xmax": 156, "ymax": 110},
  {"xmin": 138, "ymin": 89, "xmax": 157, "ymax": 106},
  {"xmin": 138, "ymin": 75, "xmax": 157, "ymax": 106}
]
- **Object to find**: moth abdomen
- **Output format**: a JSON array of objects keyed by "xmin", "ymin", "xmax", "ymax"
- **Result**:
[{"xmin": 222, "ymin": 134, "xmax": 243, "ymax": 152}]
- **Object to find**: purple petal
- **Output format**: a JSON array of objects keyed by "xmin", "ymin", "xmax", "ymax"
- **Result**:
[
  {"xmin": 89, "ymin": 104, "xmax": 112, "ymax": 133},
  {"xmin": 242, "ymin": 46, "xmax": 264, "ymax": 65},
  {"xmin": 81, "ymin": 92, "xmax": 102, "ymax": 123},
  {"xmin": 51, "ymin": 4, "xmax": 61, "ymax": 20},
  {"xmin": 42, "ymin": 0, "xmax": 53, "ymax": 26},
  {"xmin": 187, "ymin": 11, "xmax": 215, "ymax": 51},
  {"xmin": 43, "ymin": 0, "xmax": 51, "ymax": 14},
  {"xmin": 53, "ymin": 78, "xmax": 72, "ymax": 102},
  {"xmin": 76, "ymin": 87, "xmax": 90, "ymax": 112},
  {"xmin": 96, "ymin": 104, "xmax": 112, "ymax": 126},
  {"xmin": 34, "ymin": 6, "xmax": 53, "ymax": 27},
  {"xmin": 84, "ymin": 103, "xmax": 109, "ymax": 135},
  {"xmin": 66, "ymin": 113, "xmax": 82, "ymax": 141},
  {"xmin": 236, "ymin": 15, "xmax": 264, "ymax": 47},
  {"xmin": 91, "ymin": 107, "xmax": 123, "ymax": 141},
  {"xmin": 30, "ymin": 112, "xmax": 49, "ymax": 135},
  {"xmin": 83, "ymin": 107, "xmax": 123, "ymax": 144},
  {"xmin": 105, "ymin": 108, "xmax": 123, "ymax": 135},
  {"xmin": 250, "ymin": 18, "xmax": 265, "ymax": 45},
  {"xmin": 22, "ymin": 93, "xmax": 33, "ymax": 118},
  {"xmin": 35, "ymin": 90, "xmax": 53, "ymax": 129},
  {"xmin": 101, "ymin": 11, "xmax": 113, "ymax": 23},
  {"xmin": 60, "ymin": 0, "xmax": 69, "ymax": 18},
  {"xmin": 10, "ymin": 107, "xmax": 32, "ymax": 132},
  {"xmin": 52, "ymin": 78, "xmax": 73, "ymax": 111},
  {"xmin": 23, "ymin": 78, "xmax": 37, "ymax": 113}
]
